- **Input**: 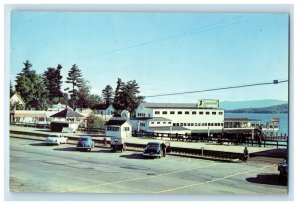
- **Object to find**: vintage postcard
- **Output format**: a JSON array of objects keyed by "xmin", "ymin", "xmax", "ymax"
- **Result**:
[{"xmin": 8, "ymin": 10, "xmax": 290, "ymax": 199}]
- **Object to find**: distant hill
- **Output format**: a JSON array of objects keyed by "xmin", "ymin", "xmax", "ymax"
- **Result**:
[
  {"xmin": 220, "ymin": 99, "xmax": 288, "ymax": 110},
  {"xmin": 226, "ymin": 103, "xmax": 288, "ymax": 113}
]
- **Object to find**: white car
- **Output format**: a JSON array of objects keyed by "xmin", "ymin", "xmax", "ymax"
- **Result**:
[{"xmin": 45, "ymin": 134, "xmax": 68, "ymax": 145}]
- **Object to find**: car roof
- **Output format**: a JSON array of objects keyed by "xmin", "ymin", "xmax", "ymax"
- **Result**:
[
  {"xmin": 147, "ymin": 142, "xmax": 161, "ymax": 145},
  {"xmin": 79, "ymin": 136, "xmax": 92, "ymax": 139}
]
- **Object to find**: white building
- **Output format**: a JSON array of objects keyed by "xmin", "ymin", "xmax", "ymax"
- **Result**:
[
  {"xmin": 133, "ymin": 99, "xmax": 224, "ymax": 134},
  {"xmin": 10, "ymin": 93, "xmax": 25, "ymax": 110},
  {"xmin": 93, "ymin": 104, "xmax": 115, "ymax": 121},
  {"xmin": 105, "ymin": 119, "xmax": 132, "ymax": 138}
]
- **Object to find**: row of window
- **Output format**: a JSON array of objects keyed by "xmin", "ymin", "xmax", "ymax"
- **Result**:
[
  {"xmin": 148, "ymin": 121, "xmax": 224, "ymax": 127},
  {"xmin": 106, "ymin": 127, "xmax": 130, "ymax": 132},
  {"xmin": 150, "ymin": 121, "xmax": 172, "ymax": 125},
  {"xmin": 154, "ymin": 111, "xmax": 223, "ymax": 115},
  {"xmin": 173, "ymin": 122, "xmax": 224, "ymax": 127}
]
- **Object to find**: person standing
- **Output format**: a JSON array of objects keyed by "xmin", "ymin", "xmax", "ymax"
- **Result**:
[
  {"xmin": 161, "ymin": 142, "xmax": 167, "ymax": 157},
  {"xmin": 243, "ymin": 147, "xmax": 249, "ymax": 161}
]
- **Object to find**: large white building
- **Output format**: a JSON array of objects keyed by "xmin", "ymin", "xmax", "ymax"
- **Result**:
[{"xmin": 132, "ymin": 99, "xmax": 224, "ymax": 134}]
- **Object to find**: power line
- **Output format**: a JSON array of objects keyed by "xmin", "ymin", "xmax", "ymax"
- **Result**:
[
  {"xmin": 76, "ymin": 14, "xmax": 268, "ymax": 60},
  {"xmin": 144, "ymin": 79, "xmax": 288, "ymax": 98}
]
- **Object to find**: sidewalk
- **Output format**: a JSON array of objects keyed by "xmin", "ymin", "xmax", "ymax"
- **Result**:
[{"xmin": 9, "ymin": 125, "xmax": 276, "ymax": 154}]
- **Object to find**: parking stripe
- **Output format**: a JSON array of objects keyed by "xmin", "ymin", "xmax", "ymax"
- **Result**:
[
  {"xmin": 61, "ymin": 163, "xmax": 217, "ymax": 192},
  {"xmin": 154, "ymin": 164, "xmax": 277, "ymax": 194}
]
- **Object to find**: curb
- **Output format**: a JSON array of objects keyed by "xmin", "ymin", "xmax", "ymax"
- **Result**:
[{"xmin": 10, "ymin": 134, "xmax": 242, "ymax": 162}]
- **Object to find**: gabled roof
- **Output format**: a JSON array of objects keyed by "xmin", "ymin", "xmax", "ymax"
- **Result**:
[
  {"xmin": 142, "ymin": 103, "xmax": 198, "ymax": 109},
  {"xmin": 105, "ymin": 119, "xmax": 128, "ymax": 126},
  {"xmin": 50, "ymin": 108, "xmax": 85, "ymax": 118},
  {"xmin": 10, "ymin": 92, "xmax": 25, "ymax": 104}
]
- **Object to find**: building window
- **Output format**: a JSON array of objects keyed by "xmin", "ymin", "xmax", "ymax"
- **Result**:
[
  {"xmin": 157, "ymin": 122, "xmax": 160, "ymax": 124},
  {"xmin": 163, "ymin": 122, "xmax": 166, "ymax": 124},
  {"xmin": 191, "ymin": 123, "xmax": 194, "ymax": 126},
  {"xmin": 206, "ymin": 112, "xmax": 210, "ymax": 115},
  {"xmin": 168, "ymin": 122, "xmax": 171, "ymax": 124},
  {"xmin": 208, "ymin": 123, "xmax": 211, "ymax": 126},
  {"xmin": 151, "ymin": 122, "xmax": 154, "ymax": 124},
  {"xmin": 162, "ymin": 111, "xmax": 167, "ymax": 114},
  {"xmin": 107, "ymin": 127, "xmax": 120, "ymax": 132},
  {"xmin": 214, "ymin": 123, "xmax": 218, "ymax": 126},
  {"xmin": 221, "ymin": 123, "xmax": 224, "ymax": 126},
  {"xmin": 170, "ymin": 111, "xmax": 175, "ymax": 114},
  {"xmin": 155, "ymin": 111, "xmax": 160, "ymax": 114},
  {"xmin": 178, "ymin": 111, "xmax": 182, "ymax": 114},
  {"xmin": 185, "ymin": 111, "xmax": 189, "ymax": 114},
  {"xmin": 198, "ymin": 123, "xmax": 201, "ymax": 126},
  {"xmin": 212, "ymin": 112, "xmax": 216, "ymax": 115},
  {"xmin": 124, "ymin": 127, "xmax": 130, "ymax": 131},
  {"xmin": 187, "ymin": 123, "xmax": 190, "ymax": 126},
  {"xmin": 192, "ymin": 111, "xmax": 196, "ymax": 115},
  {"xmin": 199, "ymin": 111, "xmax": 203, "ymax": 115},
  {"xmin": 184, "ymin": 123, "xmax": 187, "ymax": 126},
  {"xmin": 218, "ymin": 123, "xmax": 220, "ymax": 126},
  {"xmin": 219, "ymin": 112, "xmax": 223, "ymax": 115},
  {"xmin": 180, "ymin": 123, "xmax": 183, "ymax": 126}
]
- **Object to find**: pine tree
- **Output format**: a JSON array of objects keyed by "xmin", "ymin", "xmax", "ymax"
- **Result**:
[
  {"xmin": 112, "ymin": 78, "xmax": 144, "ymax": 114},
  {"xmin": 65, "ymin": 64, "xmax": 83, "ymax": 109},
  {"xmin": 102, "ymin": 85, "xmax": 114, "ymax": 105},
  {"xmin": 15, "ymin": 61, "xmax": 48, "ymax": 110},
  {"xmin": 113, "ymin": 78, "xmax": 125, "ymax": 114},
  {"xmin": 43, "ymin": 64, "xmax": 63, "ymax": 102}
]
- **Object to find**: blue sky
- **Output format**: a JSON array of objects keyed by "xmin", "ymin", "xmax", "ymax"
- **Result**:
[{"xmin": 10, "ymin": 12, "xmax": 289, "ymax": 103}]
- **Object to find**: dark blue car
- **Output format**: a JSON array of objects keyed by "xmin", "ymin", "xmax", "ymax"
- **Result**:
[{"xmin": 77, "ymin": 136, "xmax": 95, "ymax": 151}]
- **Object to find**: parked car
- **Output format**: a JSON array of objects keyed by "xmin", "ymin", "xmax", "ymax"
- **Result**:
[
  {"xmin": 77, "ymin": 136, "xmax": 95, "ymax": 151},
  {"xmin": 278, "ymin": 159, "xmax": 288, "ymax": 178},
  {"xmin": 143, "ymin": 142, "xmax": 162, "ymax": 158},
  {"xmin": 44, "ymin": 134, "xmax": 68, "ymax": 145}
]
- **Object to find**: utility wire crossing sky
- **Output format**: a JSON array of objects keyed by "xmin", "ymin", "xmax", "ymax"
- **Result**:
[{"xmin": 10, "ymin": 12, "xmax": 289, "ymax": 103}]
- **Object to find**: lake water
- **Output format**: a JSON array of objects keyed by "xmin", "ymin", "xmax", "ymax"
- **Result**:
[{"xmin": 225, "ymin": 113, "xmax": 289, "ymax": 135}]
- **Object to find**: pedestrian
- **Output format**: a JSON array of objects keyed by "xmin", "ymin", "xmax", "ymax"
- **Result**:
[
  {"xmin": 161, "ymin": 142, "xmax": 167, "ymax": 157},
  {"xmin": 243, "ymin": 147, "xmax": 249, "ymax": 162},
  {"xmin": 103, "ymin": 137, "xmax": 107, "ymax": 146}
]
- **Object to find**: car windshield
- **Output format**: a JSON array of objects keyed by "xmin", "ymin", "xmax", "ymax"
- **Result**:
[{"xmin": 147, "ymin": 144, "xmax": 159, "ymax": 148}]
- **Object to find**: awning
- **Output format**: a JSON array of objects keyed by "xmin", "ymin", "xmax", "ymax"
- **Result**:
[{"xmin": 13, "ymin": 113, "xmax": 47, "ymax": 118}]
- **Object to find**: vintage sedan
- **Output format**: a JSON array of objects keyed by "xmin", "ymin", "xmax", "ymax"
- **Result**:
[
  {"xmin": 143, "ymin": 142, "xmax": 162, "ymax": 158},
  {"xmin": 77, "ymin": 136, "xmax": 95, "ymax": 151},
  {"xmin": 44, "ymin": 134, "xmax": 68, "ymax": 145}
]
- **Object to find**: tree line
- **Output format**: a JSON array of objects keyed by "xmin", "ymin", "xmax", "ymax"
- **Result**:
[{"xmin": 10, "ymin": 60, "xmax": 144, "ymax": 115}]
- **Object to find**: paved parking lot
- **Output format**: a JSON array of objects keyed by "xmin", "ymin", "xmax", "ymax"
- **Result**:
[{"xmin": 9, "ymin": 137, "xmax": 288, "ymax": 197}]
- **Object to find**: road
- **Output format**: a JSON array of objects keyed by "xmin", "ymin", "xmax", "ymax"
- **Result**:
[{"xmin": 9, "ymin": 137, "xmax": 288, "ymax": 195}]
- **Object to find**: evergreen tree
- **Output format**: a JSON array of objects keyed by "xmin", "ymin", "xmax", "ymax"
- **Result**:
[
  {"xmin": 15, "ymin": 61, "xmax": 48, "ymax": 110},
  {"xmin": 113, "ymin": 78, "xmax": 125, "ymax": 114},
  {"xmin": 125, "ymin": 80, "xmax": 145, "ymax": 114},
  {"xmin": 102, "ymin": 85, "xmax": 114, "ymax": 105},
  {"xmin": 65, "ymin": 64, "xmax": 83, "ymax": 109},
  {"xmin": 43, "ymin": 64, "xmax": 63, "ymax": 102},
  {"xmin": 112, "ymin": 78, "xmax": 144, "ymax": 114}
]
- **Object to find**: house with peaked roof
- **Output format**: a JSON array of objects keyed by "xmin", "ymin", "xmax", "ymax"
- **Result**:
[
  {"xmin": 10, "ymin": 92, "xmax": 25, "ymax": 110},
  {"xmin": 50, "ymin": 108, "xmax": 86, "ymax": 131},
  {"xmin": 93, "ymin": 104, "xmax": 115, "ymax": 121},
  {"xmin": 105, "ymin": 118, "xmax": 132, "ymax": 138}
]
